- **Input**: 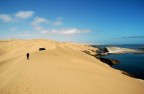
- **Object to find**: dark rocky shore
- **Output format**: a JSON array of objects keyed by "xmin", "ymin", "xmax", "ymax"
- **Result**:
[{"xmin": 82, "ymin": 47, "xmax": 140, "ymax": 79}]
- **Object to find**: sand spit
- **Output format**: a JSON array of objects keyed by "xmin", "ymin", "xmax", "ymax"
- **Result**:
[
  {"xmin": 106, "ymin": 46, "xmax": 144, "ymax": 54},
  {"xmin": 0, "ymin": 39, "xmax": 144, "ymax": 94}
]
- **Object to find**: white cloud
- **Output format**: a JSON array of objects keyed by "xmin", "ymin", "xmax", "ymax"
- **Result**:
[
  {"xmin": 57, "ymin": 17, "xmax": 62, "ymax": 20},
  {"xmin": 38, "ymin": 28, "xmax": 91, "ymax": 35},
  {"xmin": 10, "ymin": 27, "xmax": 17, "ymax": 31},
  {"xmin": 30, "ymin": 16, "xmax": 91, "ymax": 35},
  {"xmin": 52, "ymin": 28, "xmax": 91, "ymax": 35},
  {"xmin": 35, "ymin": 26, "xmax": 43, "ymax": 31},
  {"xmin": 31, "ymin": 17, "xmax": 48, "ymax": 27},
  {"xmin": 15, "ymin": 11, "xmax": 34, "ymax": 19},
  {"xmin": 52, "ymin": 21, "xmax": 62, "ymax": 26},
  {"xmin": 31, "ymin": 17, "xmax": 49, "ymax": 34},
  {"xmin": 0, "ymin": 14, "xmax": 13, "ymax": 22},
  {"xmin": 24, "ymin": 30, "xmax": 30, "ymax": 33},
  {"xmin": 0, "ymin": 10, "xmax": 34, "ymax": 23},
  {"xmin": 52, "ymin": 17, "xmax": 62, "ymax": 26},
  {"xmin": 18, "ymin": 33, "xmax": 31, "ymax": 36},
  {"xmin": 40, "ymin": 30, "xmax": 49, "ymax": 34}
]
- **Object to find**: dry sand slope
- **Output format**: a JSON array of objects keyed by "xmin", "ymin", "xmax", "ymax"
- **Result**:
[{"xmin": 0, "ymin": 39, "xmax": 144, "ymax": 94}]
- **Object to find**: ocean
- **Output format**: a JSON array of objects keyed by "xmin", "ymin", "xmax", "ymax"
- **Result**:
[{"xmin": 92, "ymin": 44, "xmax": 144, "ymax": 79}]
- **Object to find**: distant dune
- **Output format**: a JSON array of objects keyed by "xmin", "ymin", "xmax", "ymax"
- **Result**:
[{"xmin": 0, "ymin": 39, "xmax": 144, "ymax": 94}]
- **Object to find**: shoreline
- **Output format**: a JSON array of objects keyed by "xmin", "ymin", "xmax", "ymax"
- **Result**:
[{"xmin": 82, "ymin": 46, "xmax": 144, "ymax": 80}]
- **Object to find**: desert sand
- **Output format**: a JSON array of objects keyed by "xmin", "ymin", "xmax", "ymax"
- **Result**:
[{"xmin": 0, "ymin": 39, "xmax": 144, "ymax": 94}]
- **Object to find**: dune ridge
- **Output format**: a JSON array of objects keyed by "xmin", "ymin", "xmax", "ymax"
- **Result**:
[{"xmin": 0, "ymin": 39, "xmax": 144, "ymax": 94}]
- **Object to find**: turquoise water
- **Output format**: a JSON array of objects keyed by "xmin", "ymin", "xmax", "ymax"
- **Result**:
[{"xmin": 93, "ymin": 44, "xmax": 144, "ymax": 79}]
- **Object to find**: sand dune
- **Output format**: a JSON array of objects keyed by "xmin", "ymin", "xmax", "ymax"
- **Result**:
[{"xmin": 0, "ymin": 39, "xmax": 144, "ymax": 94}]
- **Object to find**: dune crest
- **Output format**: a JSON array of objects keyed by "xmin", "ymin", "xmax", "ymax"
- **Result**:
[{"xmin": 0, "ymin": 39, "xmax": 144, "ymax": 94}]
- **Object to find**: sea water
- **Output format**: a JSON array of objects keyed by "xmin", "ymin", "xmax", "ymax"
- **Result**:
[{"xmin": 93, "ymin": 44, "xmax": 144, "ymax": 79}]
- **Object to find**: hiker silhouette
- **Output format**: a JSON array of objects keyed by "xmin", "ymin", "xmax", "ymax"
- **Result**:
[{"xmin": 26, "ymin": 53, "xmax": 30, "ymax": 60}]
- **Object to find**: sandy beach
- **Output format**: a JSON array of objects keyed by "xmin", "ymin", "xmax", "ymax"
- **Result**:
[{"xmin": 0, "ymin": 39, "xmax": 144, "ymax": 94}]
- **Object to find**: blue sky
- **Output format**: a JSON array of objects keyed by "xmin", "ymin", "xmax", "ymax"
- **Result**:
[{"xmin": 0, "ymin": 0, "xmax": 144, "ymax": 44}]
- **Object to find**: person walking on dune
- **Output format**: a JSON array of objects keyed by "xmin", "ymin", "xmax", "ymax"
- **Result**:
[{"xmin": 26, "ymin": 53, "xmax": 30, "ymax": 60}]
